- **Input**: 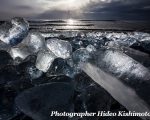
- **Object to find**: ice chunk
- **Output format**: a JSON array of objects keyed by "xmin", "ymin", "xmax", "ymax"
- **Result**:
[
  {"xmin": 86, "ymin": 44, "xmax": 96, "ymax": 53},
  {"xmin": 72, "ymin": 48, "xmax": 91, "ymax": 65},
  {"xmin": 94, "ymin": 48, "xmax": 150, "ymax": 85},
  {"xmin": 0, "ymin": 17, "xmax": 29, "ymax": 46},
  {"xmin": 47, "ymin": 58, "xmax": 75, "ymax": 78},
  {"xmin": 0, "ymin": 41, "xmax": 11, "ymax": 51},
  {"xmin": 26, "ymin": 65, "xmax": 43, "ymax": 80},
  {"xmin": 121, "ymin": 47, "xmax": 150, "ymax": 68},
  {"xmin": 59, "ymin": 31, "xmax": 79, "ymax": 38},
  {"xmin": 23, "ymin": 32, "xmax": 45, "ymax": 53},
  {"xmin": 72, "ymin": 48, "xmax": 91, "ymax": 73},
  {"xmin": 36, "ymin": 50, "xmax": 56, "ymax": 72},
  {"xmin": 131, "ymin": 33, "xmax": 150, "ymax": 54},
  {"xmin": 85, "ymin": 37, "xmax": 109, "ymax": 49},
  {"xmin": 105, "ymin": 32, "xmax": 137, "ymax": 47},
  {"xmin": 86, "ymin": 32, "xmax": 104, "ymax": 40},
  {"xmin": 46, "ymin": 38, "xmax": 72, "ymax": 59},
  {"xmin": 104, "ymin": 44, "xmax": 150, "ymax": 68},
  {"xmin": 0, "ymin": 22, "xmax": 12, "ymax": 44},
  {"xmin": 9, "ymin": 46, "xmax": 31, "ymax": 61},
  {"xmin": 70, "ymin": 39, "xmax": 84, "ymax": 51}
]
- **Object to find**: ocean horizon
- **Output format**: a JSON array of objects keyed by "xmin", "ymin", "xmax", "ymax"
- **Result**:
[{"xmin": 1, "ymin": 19, "xmax": 150, "ymax": 32}]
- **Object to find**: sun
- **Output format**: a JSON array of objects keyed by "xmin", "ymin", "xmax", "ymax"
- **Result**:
[{"xmin": 67, "ymin": 19, "xmax": 75, "ymax": 25}]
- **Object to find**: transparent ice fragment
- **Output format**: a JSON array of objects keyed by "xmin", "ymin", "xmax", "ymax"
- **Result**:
[
  {"xmin": 72, "ymin": 48, "xmax": 91, "ymax": 73},
  {"xmin": 72, "ymin": 48, "xmax": 91, "ymax": 65},
  {"xmin": 47, "ymin": 58, "xmax": 75, "ymax": 78},
  {"xmin": 105, "ymin": 32, "xmax": 137, "ymax": 47},
  {"xmin": 46, "ymin": 38, "xmax": 72, "ymax": 59},
  {"xmin": 9, "ymin": 46, "xmax": 31, "ymax": 60},
  {"xmin": 86, "ymin": 37, "xmax": 108, "ymax": 49},
  {"xmin": 70, "ymin": 39, "xmax": 84, "ymax": 51},
  {"xmin": 86, "ymin": 32, "xmax": 104, "ymax": 40},
  {"xmin": 36, "ymin": 50, "xmax": 56, "ymax": 72},
  {"xmin": 0, "ymin": 17, "xmax": 29, "ymax": 46},
  {"xmin": 26, "ymin": 65, "xmax": 43, "ymax": 80},
  {"xmin": 95, "ymin": 49, "xmax": 150, "ymax": 85},
  {"xmin": 60, "ymin": 31, "xmax": 79, "ymax": 38},
  {"xmin": 132, "ymin": 32, "xmax": 150, "ymax": 53},
  {"xmin": 0, "ymin": 41, "xmax": 11, "ymax": 51},
  {"xmin": 0, "ymin": 22, "xmax": 12, "ymax": 44},
  {"xmin": 23, "ymin": 32, "xmax": 45, "ymax": 53},
  {"xmin": 86, "ymin": 44, "xmax": 96, "ymax": 53}
]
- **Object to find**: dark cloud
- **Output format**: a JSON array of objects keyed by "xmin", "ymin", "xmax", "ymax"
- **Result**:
[
  {"xmin": 81, "ymin": 0, "xmax": 150, "ymax": 20},
  {"xmin": 15, "ymin": 5, "xmax": 33, "ymax": 10},
  {"xmin": 36, "ymin": 10, "xmax": 81, "ymax": 19},
  {"xmin": 0, "ymin": 0, "xmax": 150, "ymax": 20}
]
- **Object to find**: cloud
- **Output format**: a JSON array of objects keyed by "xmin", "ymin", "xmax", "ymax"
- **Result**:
[{"xmin": 0, "ymin": 0, "xmax": 150, "ymax": 20}]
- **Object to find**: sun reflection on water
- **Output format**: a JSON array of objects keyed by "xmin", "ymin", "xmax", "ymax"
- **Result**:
[
  {"xmin": 65, "ymin": 19, "xmax": 77, "ymax": 29},
  {"xmin": 67, "ymin": 19, "xmax": 76, "ymax": 25}
]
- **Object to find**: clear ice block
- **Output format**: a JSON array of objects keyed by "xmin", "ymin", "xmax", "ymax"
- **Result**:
[
  {"xmin": 9, "ymin": 46, "xmax": 31, "ymax": 60},
  {"xmin": 23, "ymin": 32, "xmax": 45, "ymax": 53},
  {"xmin": 46, "ymin": 38, "xmax": 72, "ymax": 59},
  {"xmin": 36, "ymin": 50, "xmax": 56, "ymax": 72},
  {"xmin": 0, "ymin": 17, "xmax": 29, "ymax": 46}
]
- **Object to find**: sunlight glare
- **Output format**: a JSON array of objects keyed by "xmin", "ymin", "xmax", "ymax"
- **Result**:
[{"xmin": 67, "ymin": 19, "xmax": 75, "ymax": 25}]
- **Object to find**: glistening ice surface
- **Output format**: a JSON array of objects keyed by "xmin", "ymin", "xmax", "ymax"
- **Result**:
[{"xmin": 0, "ymin": 18, "xmax": 150, "ymax": 120}]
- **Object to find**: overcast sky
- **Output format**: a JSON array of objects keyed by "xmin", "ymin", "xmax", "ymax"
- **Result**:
[{"xmin": 0, "ymin": 0, "xmax": 150, "ymax": 20}]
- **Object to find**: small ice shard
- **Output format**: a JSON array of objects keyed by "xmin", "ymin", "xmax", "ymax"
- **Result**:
[
  {"xmin": 59, "ymin": 31, "xmax": 79, "ymax": 38},
  {"xmin": 105, "ymin": 32, "xmax": 137, "ymax": 47},
  {"xmin": 9, "ymin": 46, "xmax": 31, "ymax": 61},
  {"xmin": 0, "ymin": 22, "xmax": 12, "ymax": 43},
  {"xmin": 23, "ymin": 32, "xmax": 45, "ymax": 53},
  {"xmin": 86, "ymin": 44, "xmax": 96, "ymax": 53},
  {"xmin": 72, "ymin": 48, "xmax": 91, "ymax": 74},
  {"xmin": 47, "ymin": 58, "xmax": 75, "ymax": 78},
  {"xmin": 131, "ymin": 39, "xmax": 150, "ymax": 54},
  {"xmin": 0, "ymin": 17, "xmax": 29, "ymax": 46},
  {"xmin": 36, "ymin": 50, "xmax": 56, "ymax": 72},
  {"xmin": 129, "ymin": 32, "xmax": 150, "ymax": 53},
  {"xmin": 121, "ymin": 47, "xmax": 150, "ymax": 68},
  {"xmin": 86, "ymin": 37, "xmax": 109, "ymax": 49},
  {"xmin": 86, "ymin": 32, "xmax": 104, "ymax": 40},
  {"xmin": 46, "ymin": 38, "xmax": 72, "ymax": 59},
  {"xmin": 72, "ymin": 48, "xmax": 91, "ymax": 65},
  {"xmin": 26, "ymin": 65, "xmax": 43, "ymax": 80},
  {"xmin": 70, "ymin": 39, "xmax": 84, "ymax": 51},
  {"xmin": 0, "ymin": 41, "xmax": 11, "ymax": 51}
]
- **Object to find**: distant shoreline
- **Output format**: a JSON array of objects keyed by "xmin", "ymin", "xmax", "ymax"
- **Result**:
[{"xmin": 1, "ymin": 20, "xmax": 150, "ymax": 32}]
